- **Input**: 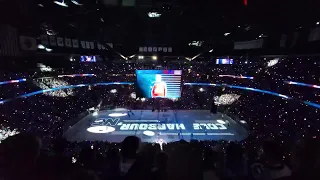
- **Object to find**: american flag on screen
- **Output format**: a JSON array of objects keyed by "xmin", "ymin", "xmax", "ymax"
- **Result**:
[
  {"xmin": 0, "ymin": 25, "xmax": 20, "ymax": 57},
  {"xmin": 174, "ymin": 70, "xmax": 182, "ymax": 75}
]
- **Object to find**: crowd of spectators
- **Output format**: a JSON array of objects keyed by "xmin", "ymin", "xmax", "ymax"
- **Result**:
[{"xmin": 0, "ymin": 56, "xmax": 319, "ymax": 180}]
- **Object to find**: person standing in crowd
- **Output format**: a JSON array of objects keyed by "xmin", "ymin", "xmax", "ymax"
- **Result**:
[
  {"xmin": 290, "ymin": 137, "xmax": 320, "ymax": 180},
  {"xmin": 223, "ymin": 142, "xmax": 248, "ymax": 180},
  {"xmin": 0, "ymin": 133, "xmax": 42, "ymax": 180},
  {"xmin": 151, "ymin": 152, "xmax": 169, "ymax": 180},
  {"xmin": 251, "ymin": 141, "xmax": 292, "ymax": 180},
  {"xmin": 119, "ymin": 136, "xmax": 140, "ymax": 175}
]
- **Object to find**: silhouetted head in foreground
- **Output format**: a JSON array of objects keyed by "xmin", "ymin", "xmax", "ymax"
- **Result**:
[
  {"xmin": 0, "ymin": 133, "xmax": 42, "ymax": 179},
  {"xmin": 121, "ymin": 136, "xmax": 140, "ymax": 159}
]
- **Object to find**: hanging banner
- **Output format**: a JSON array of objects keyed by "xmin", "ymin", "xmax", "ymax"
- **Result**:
[
  {"xmin": 80, "ymin": 41, "xmax": 86, "ymax": 49},
  {"xmin": 153, "ymin": 47, "xmax": 157, "ymax": 52},
  {"xmin": 163, "ymin": 47, "xmax": 167, "ymax": 52},
  {"xmin": 65, "ymin": 38, "xmax": 72, "ymax": 47},
  {"xmin": 57, "ymin": 37, "xmax": 64, "ymax": 47},
  {"xmin": 40, "ymin": 35, "xmax": 49, "ymax": 46},
  {"xmin": 97, "ymin": 43, "xmax": 102, "ymax": 50},
  {"xmin": 139, "ymin": 46, "xmax": 172, "ymax": 52},
  {"xmin": 20, "ymin": 36, "xmax": 37, "ymax": 51},
  {"xmin": 280, "ymin": 34, "xmax": 287, "ymax": 48},
  {"xmin": 234, "ymin": 39, "xmax": 264, "ymax": 50},
  {"xmin": 85, "ymin": 41, "xmax": 90, "ymax": 49},
  {"xmin": 290, "ymin": 32, "xmax": 299, "ymax": 48},
  {"xmin": 308, "ymin": 27, "xmax": 320, "ymax": 42},
  {"xmin": 72, "ymin": 39, "xmax": 79, "ymax": 48},
  {"xmin": 90, "ymin": 42, "xmax": 95, "ymax": 49},
  {"xmin": 106, "ymin": 43, "xmax": 113, "ymax": 48},
  {"xmin": 49, "ymin": 36, "xmax": 57, "ymax": 46},
  {"xmin": 0, "ymin": 25, "xmax": 20, "ymax": 56}
]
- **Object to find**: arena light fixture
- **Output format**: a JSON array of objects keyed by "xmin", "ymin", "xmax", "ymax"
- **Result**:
[
  {"xmin": 87, "ymin": 126, "xmax": 115, "ymax": 133},
  {"xmin": 130, "ymin": 92, "xmax": 136, "ymax": 99},
  {"xmin": 113, "ymin": 108, "xmax": 128, "ymax": 112},
  {"xmin": 138, "ymin": 55, "xmax": 144, "ymax": 60},
  {"xmin": 216, "ymin": 120, "xmax": 226, "ymax": 124},
  {"xmin": 71, "ymin": 0, "xmax": 83, "ymax": 5},
  {"xmin": 38, "ymin": 44, "xmax": 45, "ymax": 49},
  {"xmin": 141, "ymin": 98, "xmax": 146, "ymax": 102},
  {"xmin": 148, "ymin": 12, "xmax": 161, "ymax": 18},
  {"xmin": 267, "ymin": 58, "xmax": 279, "ymax": 67},
  {"xmin": 45, "ymin": 48, "xmax": 53, "ymax": 52},
  {"xmin": 53, "ymin": 0, "xmax": 68, "ymax": 7},
  {"xmin": 110, "ymin": 89, "xmax": 117, "ymax": 93},
  {"xmin": 92, "ymin": 111, "xmax": 98, "ymax": 116},
  {"xmin": 108, "ymin": 113, "xmax": 127, "ymax": 117},
  {"xmin": 152, "ymin": 56, "xmax": 157, "ymax": 60},
  {"xmin": 143, "ymin": 130, "xmax": 155, "ymax": 137},
  {"xmin": 188, "ymin": 41, "xmax": 203, "ymax": 47},
  {"xmin": 240, "ymin": 120, "xmax": 247, "ymax": 124}
]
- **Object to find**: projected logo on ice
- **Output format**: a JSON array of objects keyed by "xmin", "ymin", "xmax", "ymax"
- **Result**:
[{"xmin": 87, "ymin": 118, "xmax": 228, "ymax": 134}]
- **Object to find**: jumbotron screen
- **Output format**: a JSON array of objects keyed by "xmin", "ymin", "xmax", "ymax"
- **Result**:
[
  {"xmin": 136, "ymin": 70, "xmax": 182, "ymax": 98},
  {"xmin": 80, "ymin": 56, "xmax": 96, "ymax": 62}
]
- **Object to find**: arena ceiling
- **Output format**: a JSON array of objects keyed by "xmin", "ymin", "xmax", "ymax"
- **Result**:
[{"xmin": 1, "ymin": 0, "xmax": 319, "ymax": 55}]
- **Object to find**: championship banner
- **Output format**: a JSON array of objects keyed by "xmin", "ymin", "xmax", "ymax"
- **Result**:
[
  {"xmin": 234, "ymin": 39, "xmax": 264, "ymax": 50},
  {"xmin": 0, "ymin": 25, "xmax": 20, "ymax": 56},
  {"xmin": 49, "ymin": 36, "xmax": 57, "ymax": 46},
  {"xmin": 20, "ymin": 36, "xmax": 37, "ymax": 51},
  {"xmin": 90, "ymin": 42, "xmax": 95, "ymax": 49},
  {"xmin": 106, "ymin": 43, "xmax": 113, "ymax": 48},
  {"xmin": 122, "ymin": 0, "xmax": 135, "ymax": 6},
  {"xmin": 163, "ymin": 47, "xmax": 167, "ymax": 52},
  {"xmin": 97, "ymin": 43, "xmax": 102, "ymax": 50},
  {"xmin": 40, "ymin": 35, "xmax": 49, "ymax": 46},
  {"xmin": 57, "ymin": 37, "xmax": 64, "ymax": 47},
  {"xmin": 280, "ymin": 34, "xmax": 287, "ymax": 48},
  {"xmin": 153, "ymin": 47, "xmax": 157, "ymax": 52},
  {"xmin": 290, "ymin": 32, "xmax": 299, "ymax": 48},
  {"xmin": 65, "ymin": 38, "xmax": 72, "ymax": 47},
  {"xmin": 308, "ymin": 27, "xmax": 320, "ymax": 42},
  {"xmin": 80, "ymin": 41, "xmax": 86, "ymax": 49},
  {"xmin": 85, "ymin": 41, "xmax": 90, "ymax": 49},
  {"xmin": 72, "ymin": 39, "xmax": 79, "ymax": 48},
  {"xmin": 102, "ymin": 0, "xmax": 118, "ymax": 6},
  {"xmin": 139, "ymin": 46, "xmax": 173, "ymax": 53}
]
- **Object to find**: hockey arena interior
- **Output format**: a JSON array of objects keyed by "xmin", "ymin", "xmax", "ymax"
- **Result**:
[{"xmin": 1, "ymin": 0, "xmax": 320, "ymax": 179}]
